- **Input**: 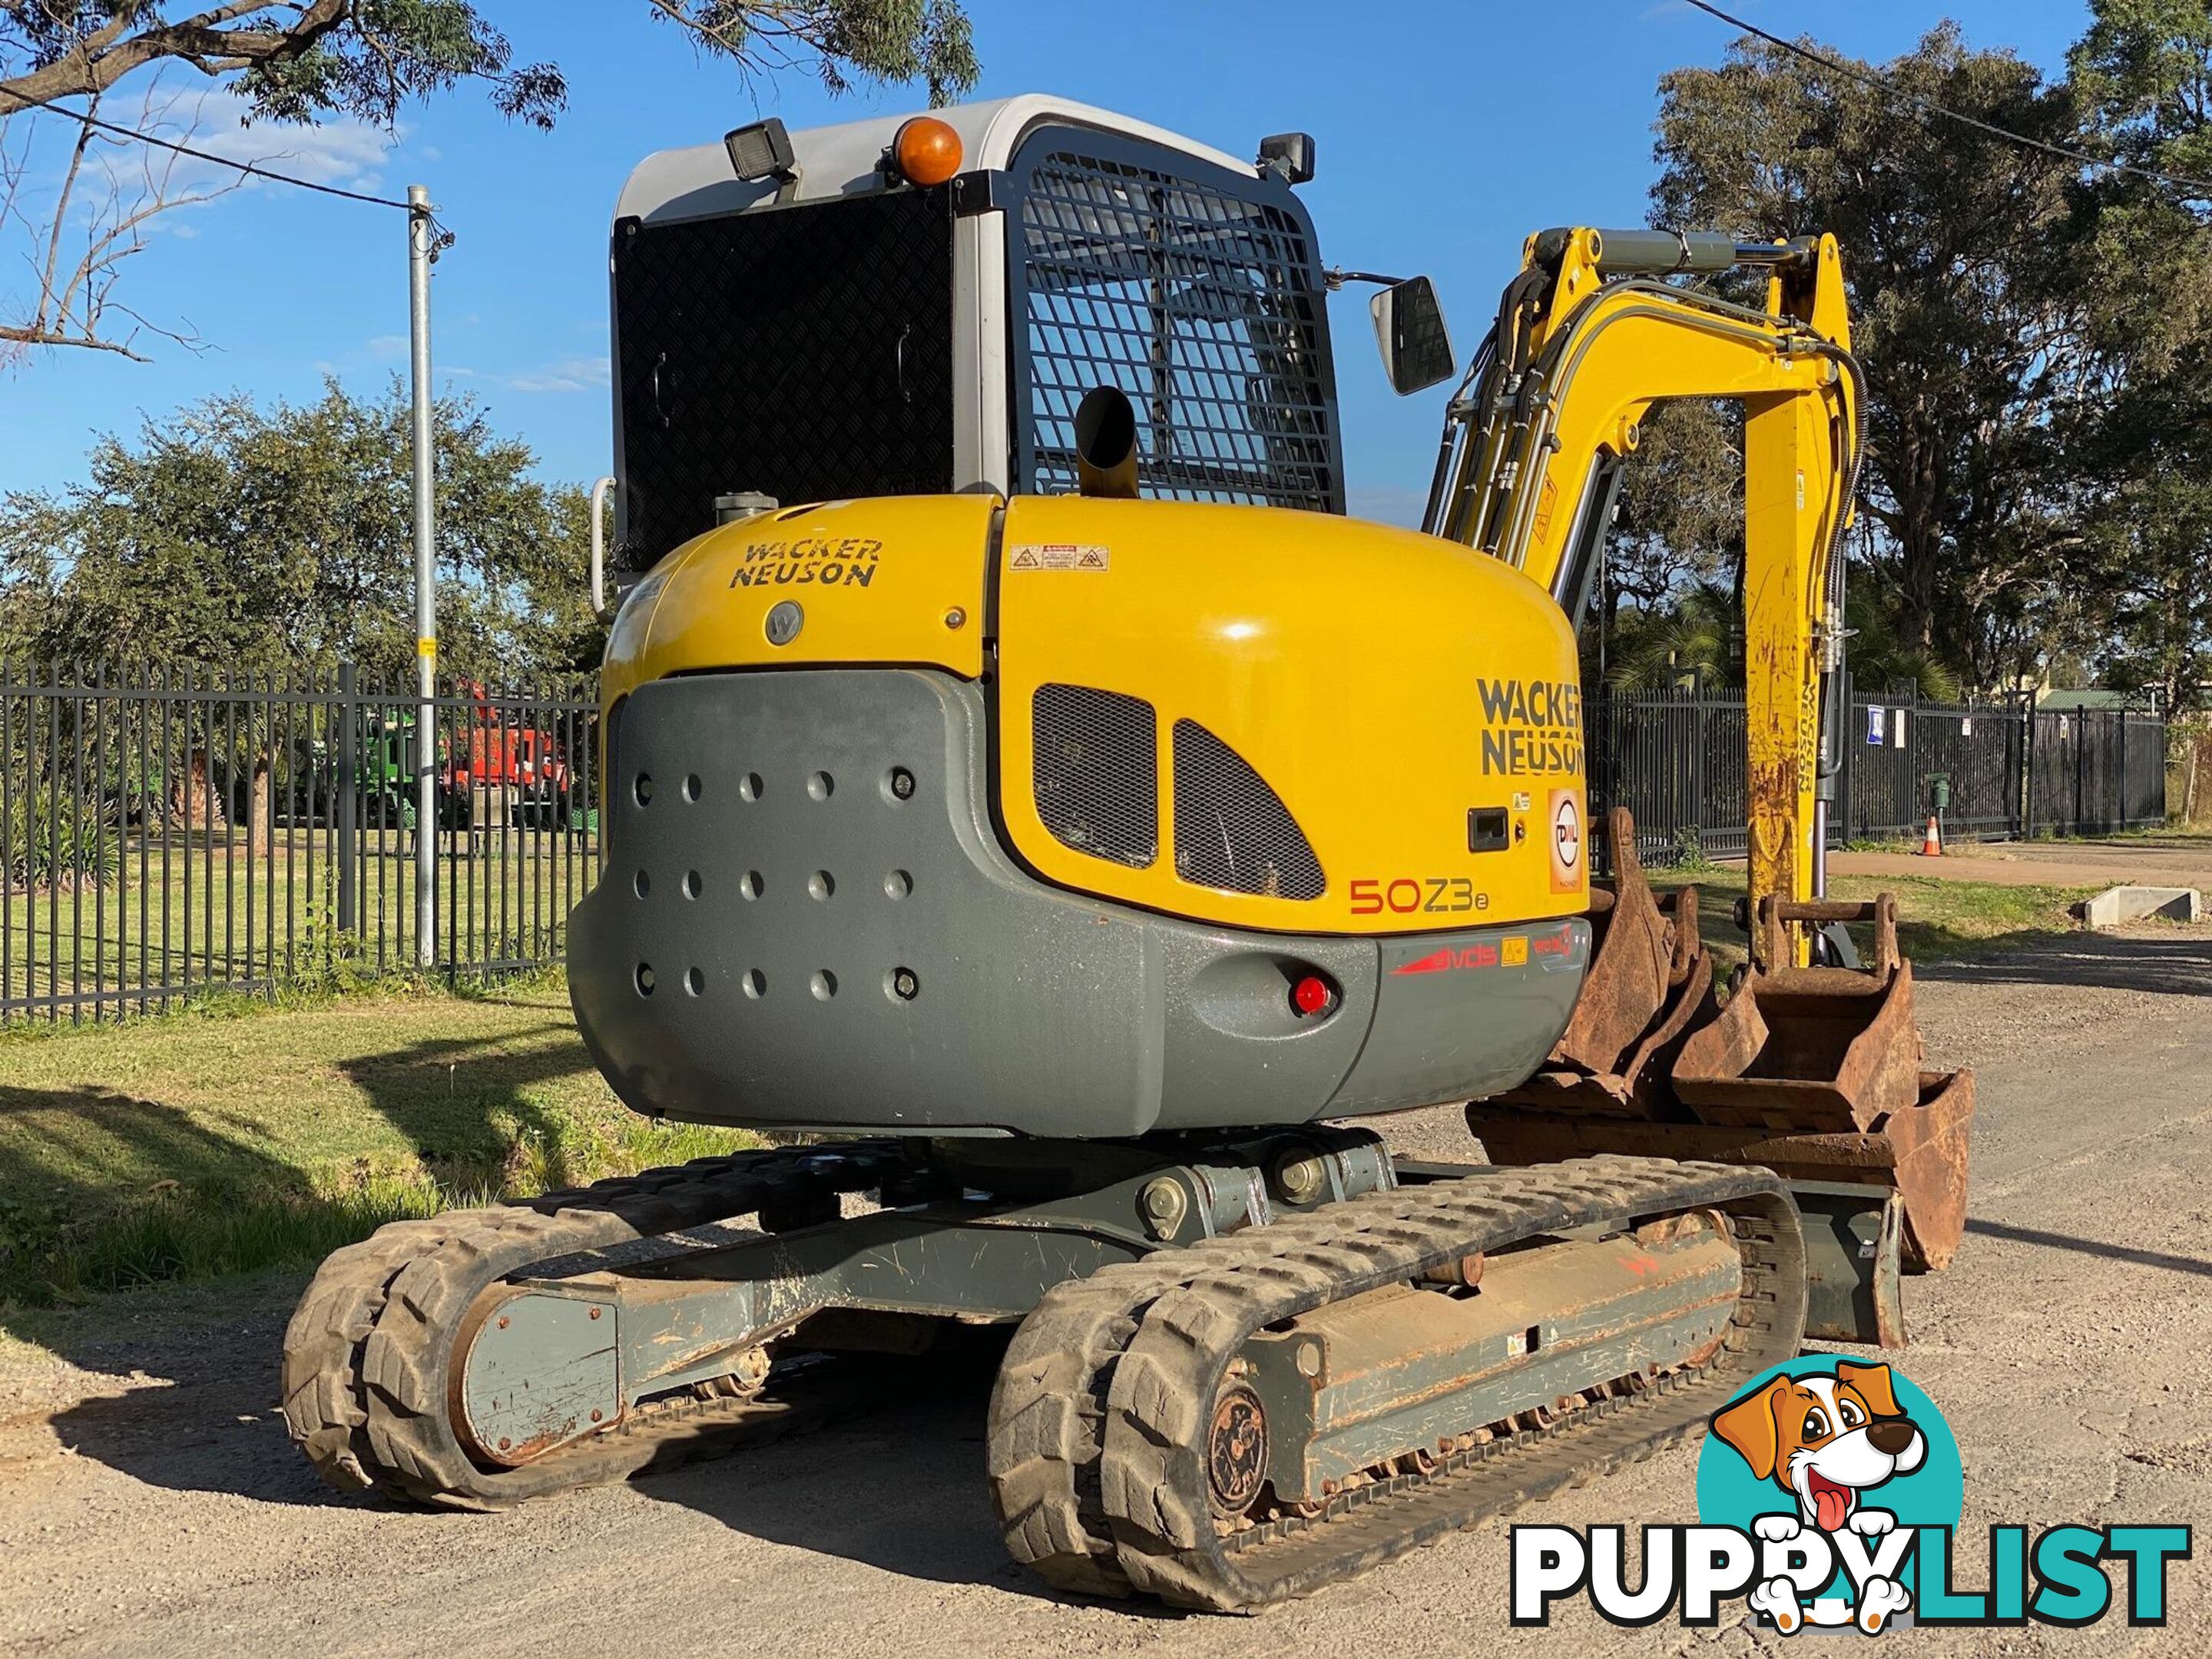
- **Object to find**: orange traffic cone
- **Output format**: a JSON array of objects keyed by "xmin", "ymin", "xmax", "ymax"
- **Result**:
[{"xmin": 1921, "ymin": 814, "xmax": 1942, "ymax": 857}]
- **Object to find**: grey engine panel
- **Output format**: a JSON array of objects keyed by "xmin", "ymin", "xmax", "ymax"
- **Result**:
[{"xmin": 568, "ymin": 670, "xmax": 1588, "ymax": 1137}]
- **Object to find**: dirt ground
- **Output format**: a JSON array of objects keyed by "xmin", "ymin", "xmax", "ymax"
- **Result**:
[
  {"xmin": 1830, "ymin": 834, "xmax": 2212, "ymax": 893},
  {"xmin": 3, "ymin": 926, "xmax": 2210, "ymax": 1657}
]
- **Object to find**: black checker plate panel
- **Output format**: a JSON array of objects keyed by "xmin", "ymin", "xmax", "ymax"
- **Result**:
[{"xmin": 613, "ymin": 190, "xmax": 955, "ymax": 568}]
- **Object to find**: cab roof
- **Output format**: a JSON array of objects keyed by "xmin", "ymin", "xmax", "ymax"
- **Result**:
[{"xmin": 614, "ymin": 93, "xmax": 1263, "ymax": 227}]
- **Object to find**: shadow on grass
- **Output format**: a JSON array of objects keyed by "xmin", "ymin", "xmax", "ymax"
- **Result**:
[
  {"xmin": 333, "ymin": 1025, "xmax": 600, "ymax": 1181},
  {"xmin": 0, "ymin": 1023, "xmax": 602, "ymax": 1309},
  {"xmin": 2, "ymin": 1009, "xmax": 753, "ymax": 1512}
]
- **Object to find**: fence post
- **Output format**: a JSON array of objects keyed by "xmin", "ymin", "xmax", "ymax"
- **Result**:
[
  {"xmin": 336, "ymin": 660, "xmax": 358, "ymax": 935},
  {"xmin": 2105, "ymin": 717, "xmax": 2123, "ymax": 836},
  {"xmin": 2075, "ymin": 714, "xmax": 2085, "ymax": 836},
  {"xmin": 1690, "ymin": 673, "xmax": 1708, "ymax": 862},
  {"xmin": 1838, "ymin": 669, "xmax": 1853, "ymax": 845}
]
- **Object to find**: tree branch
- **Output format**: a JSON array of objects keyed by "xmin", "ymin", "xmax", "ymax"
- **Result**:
[
  {"xmin": 0, "ymin": 2, "xmax": 351, "ymax": 119},
  {"xmin": 0, "ymin": 322, "xmax": 151, "ymax": 361}
]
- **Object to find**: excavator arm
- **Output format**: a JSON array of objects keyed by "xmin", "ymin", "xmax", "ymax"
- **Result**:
[
  {"xmin": 1429, "ymin": 227, "xmax": 1863, "ymax": 956},
  {"xmin": 1447, "ymin": 230, "xmax": 1974, "ymax": 1326}
]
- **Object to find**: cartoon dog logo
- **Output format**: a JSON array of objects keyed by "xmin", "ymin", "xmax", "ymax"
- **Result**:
[{"xmin": 1710, "ymin": 1361, "xmax": 1928, "ymax": 1632}]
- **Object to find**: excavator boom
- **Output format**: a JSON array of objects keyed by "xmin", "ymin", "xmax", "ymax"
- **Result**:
[
  {"xmin": 1445, "ymin": 227, "xmax": 1972, "ymax": 1305},
  {"xmin": 1434, "ymin": 227, "xmax": 1859, "ymax": 935}
]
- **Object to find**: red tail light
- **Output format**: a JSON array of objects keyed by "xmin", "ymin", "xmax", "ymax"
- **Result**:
[{"xmin": 1290, "ymin": 973, "xmax": 1335, "ymax": 1017}]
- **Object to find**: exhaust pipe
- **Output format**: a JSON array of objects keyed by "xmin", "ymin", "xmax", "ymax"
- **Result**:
[{"xmin": 1074, "ymin": 386, "xmax": 1141, "ymax": 498}]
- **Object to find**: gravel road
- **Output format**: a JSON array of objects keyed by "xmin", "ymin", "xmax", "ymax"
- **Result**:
[{"xmin": 3, "ymin": 926, "xmax": 2208, "ymax": 1657}]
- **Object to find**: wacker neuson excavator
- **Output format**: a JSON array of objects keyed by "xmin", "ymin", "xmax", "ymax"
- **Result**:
[{"xmin": 283, "ymin": 96, "xmax": 1975, "ymax": 1611}]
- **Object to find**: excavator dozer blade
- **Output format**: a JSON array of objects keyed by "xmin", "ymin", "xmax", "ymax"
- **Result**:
[{"xmin": 1490, "ymin": 808, "xmax": 1714, "ymax": 1119}]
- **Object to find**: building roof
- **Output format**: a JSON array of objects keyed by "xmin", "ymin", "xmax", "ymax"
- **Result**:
[{"xmin": 2038, "ymin": 688, "xmax": 2155, "ymax": 711}]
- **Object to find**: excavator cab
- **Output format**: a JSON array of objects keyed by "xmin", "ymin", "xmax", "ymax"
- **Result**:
[{"xmin": 603, "ymin": 97, "xmax": 1360, "ymax": 579}]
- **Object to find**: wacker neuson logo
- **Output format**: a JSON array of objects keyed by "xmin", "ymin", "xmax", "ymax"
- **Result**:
[{"xmin": 1512, "ymin": 1358, "xmax": 2190, "ymax": 1633}]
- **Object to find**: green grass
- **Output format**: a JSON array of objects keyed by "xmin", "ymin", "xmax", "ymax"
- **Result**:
[
  {"xmin": 1651, "ymin": 870, "xmax": 2098, "ymax": 969},
  {"xmin": 0, "ymin": 972, "xmax": 753, "ymax": 1311}
]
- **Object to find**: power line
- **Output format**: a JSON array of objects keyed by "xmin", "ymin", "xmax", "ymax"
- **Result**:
[
  {"xmin": 1681, "ymin": 0, "xmax": 2212, "ymax": 200},
  {"xmin": 2, "ymin": 83, "xmax": 416, "ymax": 210}
]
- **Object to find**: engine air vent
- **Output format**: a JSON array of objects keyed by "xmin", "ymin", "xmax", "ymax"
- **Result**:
[
  {"xmin": 1172, "ymin": 720, "xmax": 1325, "ymax": 899},
  {"xmin": 1032, "ymin": 684, "xmax": 1158, "ymax": 867}
]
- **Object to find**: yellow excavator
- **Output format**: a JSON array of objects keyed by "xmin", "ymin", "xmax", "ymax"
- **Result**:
[{"xmin": 281, "ymin": 98, "xmax": 1972, "ymax": 1611}]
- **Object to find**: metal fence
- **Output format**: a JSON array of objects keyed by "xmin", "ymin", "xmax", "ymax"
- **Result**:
[
  {"xmin": 2028, "ymin": 707, "xmax": 2168, "ymax": 836},
  {"xmin": 1588, "ymin": 677, "xmax": 2167, "ymax": 869},
  {"xmin": 2, "ymin": 655, "xmax": 2175, "ymax": 1024},
  {"xmin": 1, "ymin": 661, "xmax": 598, "ymax": 1025}
]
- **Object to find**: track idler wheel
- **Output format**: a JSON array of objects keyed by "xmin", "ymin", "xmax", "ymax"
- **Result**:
[{"xmin": 1205, "ymin": 1375, "xmax": 1268, "ymax": 1522}]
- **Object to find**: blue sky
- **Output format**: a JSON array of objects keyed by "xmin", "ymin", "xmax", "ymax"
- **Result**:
[{"xmin": 2, "ymin": 1, "xmax": 2091, "ymax": 523}]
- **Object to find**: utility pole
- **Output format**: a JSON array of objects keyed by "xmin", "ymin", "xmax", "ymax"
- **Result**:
[{"xmin": 409, "ymin": 184, "xmax": 439, "ymax": 969}]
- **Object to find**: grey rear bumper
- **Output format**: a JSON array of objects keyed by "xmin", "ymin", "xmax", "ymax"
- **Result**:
[{"xmin": 569, "ymin": 669, "xmax": 1587, "ymax": 1137}]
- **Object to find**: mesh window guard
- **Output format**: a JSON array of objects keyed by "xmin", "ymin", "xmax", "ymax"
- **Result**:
[{"xmin": 1012, "ymin": 134, "xmax": 1341, "ymax": 512}]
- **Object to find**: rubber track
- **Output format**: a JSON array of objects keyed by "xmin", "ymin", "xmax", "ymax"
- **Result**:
[
  {"xmin": 1062, "ymin": 1155, "xmax": 1806, "ymax": 1610},
  {"xmin": 988, "ymin": 1257, "xmax": 1192, "ymax": 1595},
  {"xmin": 280, "ymin": 1144, "xmax": 897, "ymax": 1508}
]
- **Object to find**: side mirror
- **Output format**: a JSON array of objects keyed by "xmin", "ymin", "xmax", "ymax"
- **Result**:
[{"xmin": 1370, "ymin": 276, "xmax": 1455, "ymax": 396}]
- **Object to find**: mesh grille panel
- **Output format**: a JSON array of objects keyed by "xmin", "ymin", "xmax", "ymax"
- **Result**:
[
  {"xmin": 1033, "ymin": 684, "xmax": 1158, "ymax": 867},
  {"xmin": 611, "ymin": 190, "xmax": 955, "ymax": 568},
  {"xmin": 1012, "ymin": 136, "xmax": 1340, "ymax": 512},
  {"xmin": 1172, "ymin": 720, "xmax": 1324, "ymax": 899}
]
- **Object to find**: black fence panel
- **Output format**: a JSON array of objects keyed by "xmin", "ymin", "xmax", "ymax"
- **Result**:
[
  {"xmin": 2029, "ymin": 709, "xmax": 2170, "ymax": 836},
  {"xmin": 1585, "ymin": 688, "xmax": 1747, "ymax": 869},
  {"xmin": 1591, "ymin": 675, "xmax": 2163, "ymax": 871},
  {"xmin": 1, "ymin": 661, "xmax": 598, "ymax": 1025},
  {"xmin": 2124, "ymin": 715, "xmax": 2168, "ymax": 827},
  {"xmin": 1843, "ymin": 692, "xmax": 2028, "ymax": 843}
]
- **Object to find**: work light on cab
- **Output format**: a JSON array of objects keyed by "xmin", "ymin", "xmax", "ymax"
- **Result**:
[{"xmin": 892, "ymin": 117, "xmax": 963, "ymax": 187}]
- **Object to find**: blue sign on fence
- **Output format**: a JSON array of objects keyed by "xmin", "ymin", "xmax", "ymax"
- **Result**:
[{"xmin": 1866, "ymin": 705, "xmax": 1886, "ymax": 746}]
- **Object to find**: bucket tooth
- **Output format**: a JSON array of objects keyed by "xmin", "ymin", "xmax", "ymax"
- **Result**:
[{"xmin": 1492, "ymin": 808, "xmax": 1712, "ymax": 1119}]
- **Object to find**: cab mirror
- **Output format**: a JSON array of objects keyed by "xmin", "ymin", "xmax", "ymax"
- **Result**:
[{"xmin": 1370, "ymin": 276, "xmax": 1455, "ymax": 395}]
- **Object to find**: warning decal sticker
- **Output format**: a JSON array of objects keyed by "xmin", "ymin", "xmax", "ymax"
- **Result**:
[{"xmin": 1009, "ymin": 543, "xmax": 1109, "ymax": 572}]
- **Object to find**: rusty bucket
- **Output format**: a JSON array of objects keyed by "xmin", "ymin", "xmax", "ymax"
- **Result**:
[
  {"xmin": 1472, "ymin": 886, "xmax": 1974, "ymax": 1280},
  {"xmin": 1674, "ymin": 895, "xmax": 1920, "ymax": 1132},
  {"xmin": 1492, "ymin": 808, "xmax": 1715, "ymax": 1120}
]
